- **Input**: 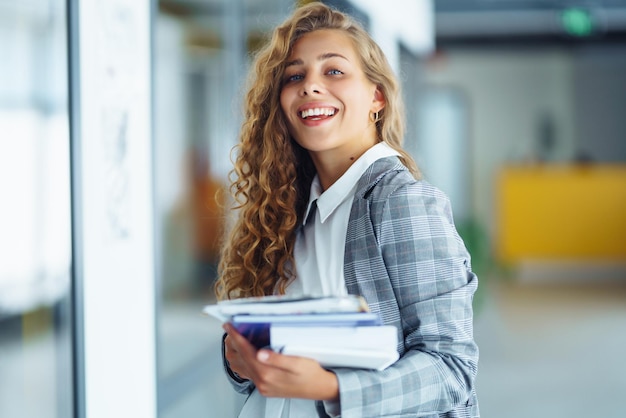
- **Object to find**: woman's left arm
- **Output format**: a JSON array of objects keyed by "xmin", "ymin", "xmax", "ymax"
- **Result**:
[{"xmin": 323, "ymin": 181, "xmax": 479, "ymax": 417}]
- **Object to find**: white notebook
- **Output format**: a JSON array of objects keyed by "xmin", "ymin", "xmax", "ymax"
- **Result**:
[
  {"xmin": 271, "ymin": 325, "xmax": 399, "ymax": 370},
  {"xmin": 278, "ymin": 345, "xmax": 399, "ymax": 371}
]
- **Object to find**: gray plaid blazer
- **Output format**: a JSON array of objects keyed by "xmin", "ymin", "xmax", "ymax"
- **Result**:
[{"xmin": 224, "ymin": 156, "xmax": 480, "ymax": 418}]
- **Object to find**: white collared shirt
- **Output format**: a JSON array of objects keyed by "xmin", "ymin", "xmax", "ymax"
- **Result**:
[
  {"xmin": 288, "ymin": 142, "xmax": 400, "ymax": 297},
  {"xmin": 238, "ymin": 143, "xmax": 400, "ymax": 418}
]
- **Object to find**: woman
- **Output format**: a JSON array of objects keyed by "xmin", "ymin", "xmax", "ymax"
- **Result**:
[{"xmin": 215, "ymin": 2, "xmax": 479, "ymax": 417}]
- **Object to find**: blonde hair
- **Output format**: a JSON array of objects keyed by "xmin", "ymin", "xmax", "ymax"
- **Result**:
[{"xmin": 215, "ymin": 1, "xmax": 420, "ymax": 300}]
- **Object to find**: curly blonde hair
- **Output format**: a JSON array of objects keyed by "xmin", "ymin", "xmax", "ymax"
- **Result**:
[{"xmin": 215, "ymin": 1, "xmax": 420, "ymax": 300}]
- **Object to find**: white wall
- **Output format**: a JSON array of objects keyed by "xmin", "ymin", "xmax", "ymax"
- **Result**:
[
  {"xmin": 350, "ymin": 0, "xmax": 434, "ymax": 71},
  {"xmin": 422, "ymin": 48, "xmax": 576, "ymax": 239},
  {"xmin": 75, "ymin": 1, "xmax": 156, "ymax": 416}
]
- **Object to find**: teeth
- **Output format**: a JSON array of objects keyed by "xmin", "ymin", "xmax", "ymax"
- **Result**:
[{"xmin": 300, "ymin": 108, "xmax": 336, "ymax": 119}]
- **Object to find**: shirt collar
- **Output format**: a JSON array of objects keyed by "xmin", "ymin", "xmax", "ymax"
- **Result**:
[{"xmin": 301, "ymin": 142, "xmax": 400, "ymax": 225}]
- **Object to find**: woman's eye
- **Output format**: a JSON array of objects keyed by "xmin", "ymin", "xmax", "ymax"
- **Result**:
[
  {"xmin": 285, "ymin": 74, "xmax": 303, "ymax": 83},
  {"xmin": 327, "ymin": 69, "xmax": 343, "ymax": 75}
]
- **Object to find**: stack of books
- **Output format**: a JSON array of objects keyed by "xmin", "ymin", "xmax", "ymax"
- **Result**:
[{"xmin": 203, "ymin": 295, "xmax": 399, "ymax": 370}]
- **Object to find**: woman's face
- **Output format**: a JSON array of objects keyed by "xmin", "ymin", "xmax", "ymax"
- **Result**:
[{"xmin": 280, "ymin": 29, "xmax": 384, "ymax": 162}]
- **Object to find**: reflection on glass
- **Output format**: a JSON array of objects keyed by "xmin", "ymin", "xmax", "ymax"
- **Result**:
[
  {"xmin": 0, "ymin": 1, "xmax": 73, "ymax": 417},
  {"xmin": 155, "ymin": 1, "xmax": 290, "ymax": 416}
]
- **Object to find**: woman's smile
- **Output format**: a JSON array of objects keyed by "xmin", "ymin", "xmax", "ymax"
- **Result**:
[
  {"xmin": 297, "ymin": 103, "xmax": 338, "ymax": 127},
  {"xmin": 299, "ymin": 106, "xmax": 336, "ymax": 120}
]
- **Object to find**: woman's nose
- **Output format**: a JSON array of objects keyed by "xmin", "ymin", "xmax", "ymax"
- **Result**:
[{"xmin": 301, "ymin": 75, "xmax": 322, "ymax": 96}]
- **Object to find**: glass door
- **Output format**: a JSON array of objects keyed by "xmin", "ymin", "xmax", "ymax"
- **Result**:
[
  {"xmin": 154, "ymin": 0, "xmax": 293, "ymax": 416},
  {"xmin": 0, "ymin": 0, "xmax": 74, "ymax": 416}
]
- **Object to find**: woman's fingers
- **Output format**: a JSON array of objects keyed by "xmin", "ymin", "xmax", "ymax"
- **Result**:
[
  {"xmin": 256, "ymin": 348, "xmax": 303, "ymax": 372},
  {"xmin": 253, "ymin": 349, "xmax": 338, "ymax": 400},
  {"xmin": 223, "ymin": 324, "xmax": 257, "ymax": 379},
  {"xmin": 223, "ymin": 324, "xmax": 338, "ymax": 400}
]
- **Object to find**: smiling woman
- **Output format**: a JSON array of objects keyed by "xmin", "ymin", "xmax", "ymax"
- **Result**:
[{"xmin": 215, "ymin": 2, "xmax": 479, "ymax": 418}]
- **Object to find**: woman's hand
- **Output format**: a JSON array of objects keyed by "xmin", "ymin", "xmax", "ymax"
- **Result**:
[{"xmin": 223, "ymin": 323, "xmax": 339, "ymax": 401}]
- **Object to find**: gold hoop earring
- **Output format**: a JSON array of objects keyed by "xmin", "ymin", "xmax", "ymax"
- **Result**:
[{"xmin": 370, "ymin": 111, "xmax": 380, "ymax": 123}]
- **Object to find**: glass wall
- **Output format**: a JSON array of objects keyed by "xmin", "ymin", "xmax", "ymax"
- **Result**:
[
  {"xmin": 154, "ymin": 0, "xmax": 292, "ymax": 416},
  {"xmin": 0, "ymin": 1, "xmax": 73, "ymax": 417}
]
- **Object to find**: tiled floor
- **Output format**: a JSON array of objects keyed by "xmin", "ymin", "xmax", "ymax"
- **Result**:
[
  {"xmin": 473, "ymin": 279, "xmax": 626, "ymax": 418},
  {"xmin": 159, "ymin": 302, "xmax": 244, "ymax": 418}
]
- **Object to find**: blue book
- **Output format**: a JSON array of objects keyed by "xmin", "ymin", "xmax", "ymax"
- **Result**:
[{"xmin": 231, "ymin": 312, "xmax": 382, "ymax": 349}]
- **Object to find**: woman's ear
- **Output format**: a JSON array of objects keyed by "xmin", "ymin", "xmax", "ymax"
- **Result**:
[{"xmin": 372, "ymin": 86, "xmax": 386, "ymax": 113}]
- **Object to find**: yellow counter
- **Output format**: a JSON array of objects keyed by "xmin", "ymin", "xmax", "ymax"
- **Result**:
[{"xmin": 496, "ymin": 164, "xmax": 626, "ymax": 263}]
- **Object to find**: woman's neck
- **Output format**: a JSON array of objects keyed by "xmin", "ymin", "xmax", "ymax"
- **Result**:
[{"xmin": 310, "ymin": 140, "xmax": 377, "ymax": 191}]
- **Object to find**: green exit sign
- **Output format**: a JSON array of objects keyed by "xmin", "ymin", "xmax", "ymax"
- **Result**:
[{"xmin": 561, "ymin": 8, "xmax": 594, "ymax": 37}]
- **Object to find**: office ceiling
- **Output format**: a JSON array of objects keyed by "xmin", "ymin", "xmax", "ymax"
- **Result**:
[
  {"xmin": 435, "ymin": 0, "xmax": 626, "ymax": 12},
  {"xmin": 159, "ymin": 0, "xmax": 626, "ymax": 46},
  {"xmin": 434, "ymin": 0, "xmax": 626, "ymax": 43}
]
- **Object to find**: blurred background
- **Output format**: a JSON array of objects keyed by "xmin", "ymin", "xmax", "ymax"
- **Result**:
[{"xmin": 1, "ymin": 0, "xmax": 625, "ymax": 417}]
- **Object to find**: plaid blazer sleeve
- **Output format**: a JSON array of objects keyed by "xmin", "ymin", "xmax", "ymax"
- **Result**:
[{"xmin": 319, "ymin": 158, "xmax": 479, "ymax": 418}]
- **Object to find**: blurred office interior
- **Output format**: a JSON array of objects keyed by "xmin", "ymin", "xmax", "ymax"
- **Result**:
[{"xmin": 1, "ymin": 0, "xmax": 625, "ymax": 417}]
